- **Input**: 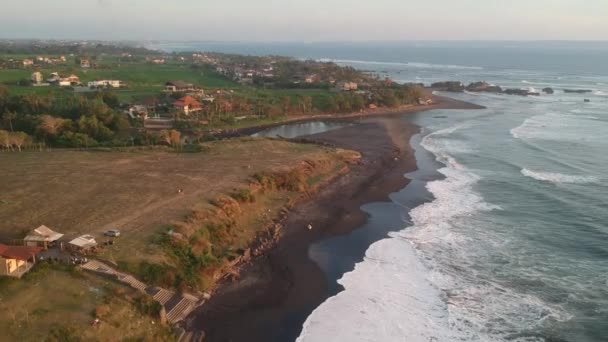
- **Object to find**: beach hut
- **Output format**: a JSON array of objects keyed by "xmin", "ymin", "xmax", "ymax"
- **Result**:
[
  {"xmin": 68, "ymin": 235, "xmax": 98, "ymax": 253},
  {"xmin": 24, "ymin": 225, "xmax": 64, "ymax": 249},
  {"xmin": 0, "ymin": 244, "xmax": 42, "ymax": 278}
]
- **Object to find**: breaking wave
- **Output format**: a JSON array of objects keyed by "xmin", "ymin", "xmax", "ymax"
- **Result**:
[
  {"xmin": 521, "ymin": 169, "xmax": 599, "ymax": 184},
  {"xmin": 318, "ymin": 58, "xmax": 483, "ymax": 70},
  {"xmin": 298, "ymin": 125, "xmax": 573, "ymax": 342},
  {"xmin": 510, "ymin": 113, "xmax": 602, "ymax": 141}
]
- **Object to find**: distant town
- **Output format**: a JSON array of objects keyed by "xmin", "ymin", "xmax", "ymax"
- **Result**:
[{"xmin": 0, "ymin": 40, "xmax": 427, "ymax": 150}]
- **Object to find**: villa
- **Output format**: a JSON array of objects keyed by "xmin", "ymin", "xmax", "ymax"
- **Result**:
[
  {"xmin": 173, "ymin": 95, "xmax": 203, "ymax": 115},
  {"xmin": 165, "ymin": 80, "xmax": 199, "ymax": 93},
  {"xmin": 0, "ymin": 244, "xmax": 42, "ymax": 278}
]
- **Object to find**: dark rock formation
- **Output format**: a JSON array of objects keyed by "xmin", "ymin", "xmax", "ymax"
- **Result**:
[
  {"xmin": 465, "ymin": 81, "xmax": 502, "ymax": 93},
  {"xmin": 542, "ymin": 87, "xmax": 554, "ymax": 94},
  {"xmin": 504, "ymin": 88, "xmax": 540, "ymax": 96},
  {"xmin": 431, "ymin": 81, "xmax": 465, "ymax": 92},
  {"xmin": 564, "ymin": 89, "xmax": 592, "ymax": 93}
]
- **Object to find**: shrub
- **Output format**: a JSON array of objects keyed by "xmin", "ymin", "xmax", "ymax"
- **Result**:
[
  {"xmin": 94, "ymin": 304, "xmax": 111, "ymax": 318},
  {"xmin": 134, "ymin": 294, "xmax": 163, "ymax": 318},
  {"xmin": 231, "ymin": 188, "xmax": 255, "ymax": 203},
  {"xmin": 45, "ymin": 324, "xmax": 80, "ymax": 342},
  {"xmin": 138, "ymin": 262, "xmax": 169, "ymax": 286}
]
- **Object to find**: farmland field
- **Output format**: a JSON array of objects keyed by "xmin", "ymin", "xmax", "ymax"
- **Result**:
[{"xmin": 0, "ymin": 138, "xmax": 348, "ymax": 266}]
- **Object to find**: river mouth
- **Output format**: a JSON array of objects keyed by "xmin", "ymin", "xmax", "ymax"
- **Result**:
[{"xmin": 251, "ymin": 121, "xmax": 352, "ymax": 139}]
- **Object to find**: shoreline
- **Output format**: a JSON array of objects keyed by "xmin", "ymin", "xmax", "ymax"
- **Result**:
[
  {"xmin": 185, "ymin": 95, "xmax": 482, "ymax": 341},
  {"xmin": 215, "ymin": 91, "xmax": 485, "ymax": 138}
]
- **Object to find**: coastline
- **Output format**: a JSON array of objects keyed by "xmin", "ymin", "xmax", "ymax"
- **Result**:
[
  {"xmin": 185, "ymin": 95, "xmax": 482, "ymax": 341},
  {"xmin": 215, "ymin": 91, "xmax": 486, "ymax": 138}
]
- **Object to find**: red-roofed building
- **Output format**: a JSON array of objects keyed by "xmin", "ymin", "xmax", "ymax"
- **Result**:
[
  {"xmin": 0, "ymin": 244, "xmax": 42, "ymax": 278},
  {"xmin": 173, "ymin": 96, "xmax": 203, "ymax": 115}
]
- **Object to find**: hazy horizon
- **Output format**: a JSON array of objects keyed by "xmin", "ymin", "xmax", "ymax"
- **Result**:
[{"xmin": 2, "ymin": 0, "xmax": 607, "ymax": 41}]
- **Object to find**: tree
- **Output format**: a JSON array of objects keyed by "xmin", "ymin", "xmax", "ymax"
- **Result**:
[
  {"xmin": 0, "ymin": 85, "xmax": 8, "ymax": 112},
  {"xmin": 169, "ymin": 129, "xmax": 181, "ymax": 146},
  {"xmin": 159, "ymin": 129, "xmax": 181, "ymax": 146},
  {"xmin": 281, "ymin": 96, "xmax": 292, "ymax": 115},
  {"xmin": 352, "ymin": 95, "xmax": 365, "ymax": 111},
  {"xmin": 9, "ymin": 131, "xmax": 28, "ymax": 152},
  {"xmin": 57, "ymin": 132, "xmax": 96, "ymax": 148},
  {"xmin": 3, "ymin": 111, "xmax": 16, "ymax": 132},
  {"xmin": 0, "ymin": 129, "xmax": 10, "ymax": 151},
  {"xmin": 38, "ymin": 115, "xmax": 65, "ymax": 142}
]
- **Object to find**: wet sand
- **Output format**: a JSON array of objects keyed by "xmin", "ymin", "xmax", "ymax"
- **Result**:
[{"xmin": 185, "ymin": 95, "xmax": 482, "ymax": 341}]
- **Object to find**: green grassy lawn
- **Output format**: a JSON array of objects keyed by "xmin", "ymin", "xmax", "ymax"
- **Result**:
[
  {"xmin": 0, "ymin": 264, "xmax": 173, "ymax": 341},
  {"xmin": 1, "ymin": 55, "xmax": 242, "ymax": 103}
]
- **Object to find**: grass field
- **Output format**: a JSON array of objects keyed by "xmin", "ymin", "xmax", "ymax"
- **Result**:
[
  {"xmin": 0, "ymin": 139, "xmax": 348, "ymax": 267},
  {"xmin": 0, "ymin": 55, "xmax": 241, "ymax": 102},
  {"xmin": 0, "ymin": 138, "xmax": 357, "ymax": 338},
  {"xmin": 0, "ymin": 264, "xmax": 173, "ymax": 341}
]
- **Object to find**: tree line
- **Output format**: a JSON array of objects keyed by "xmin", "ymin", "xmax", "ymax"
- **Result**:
[{"xmin": 0, "ymin": 85, "xmax": 129, "ymax": 149}]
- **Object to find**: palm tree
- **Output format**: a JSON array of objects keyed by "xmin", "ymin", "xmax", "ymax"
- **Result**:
[{"xmin": 3, "ymin": 112, "xmax": 16, "ymax": 132}]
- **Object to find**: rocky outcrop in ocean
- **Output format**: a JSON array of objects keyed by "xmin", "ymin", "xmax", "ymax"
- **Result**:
[
  {"xmin": 564, "ymin": 89, "xmax": 592, "ymax": 93},
  {"xmin": 542, "ymin": 87, "xmax": 554, "ymax": 94},
  {"xmin": 430, "ymin": 81, "xmax": 465, "ymax": 92},
  {"xmin": 431, "ymin": 81, "xmax": 547, "ymax": 97}
]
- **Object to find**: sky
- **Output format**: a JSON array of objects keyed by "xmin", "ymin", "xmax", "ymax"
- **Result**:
[{"xmin": 3, "ymin": 0, "xmax": 608, "ymax": 41}]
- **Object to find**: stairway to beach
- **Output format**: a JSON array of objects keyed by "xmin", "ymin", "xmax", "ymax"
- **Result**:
[{"xmin": 81, "ymin": 260, "xmax": 201, "ymax": 324}]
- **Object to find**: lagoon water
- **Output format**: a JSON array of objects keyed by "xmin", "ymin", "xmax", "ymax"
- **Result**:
[
  {"xmin": 251, "ymin": 121, "xmax": 351, "ymax": 139},
  {"xmin": 159, "ymin": 42, "xmax": 608, "ymax": 341}
]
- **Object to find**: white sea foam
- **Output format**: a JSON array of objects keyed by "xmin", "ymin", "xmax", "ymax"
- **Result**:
[
  {"xmin": 510, "ymin": 113, "xmax": 604, "ymax": 141},
  {"xmin": 298, "ymin": 126, "xmax": 572, "ymax": 342},
  {"xmin": 317, "ymin": 58, "xmax": 483, "ymax": 70},
  {"xmin": 521, "ymin": 169, "xmax": 598, "ymax": 184}
]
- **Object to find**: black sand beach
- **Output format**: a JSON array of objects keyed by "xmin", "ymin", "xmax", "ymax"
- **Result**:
[{"xmin": 185, "ymin": 94, "xmax": 482, "ymax": 341}]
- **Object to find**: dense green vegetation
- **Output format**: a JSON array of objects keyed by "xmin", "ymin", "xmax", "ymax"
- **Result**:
[
  {"xmin": 0, "ymin": 85, "xmax": 130, "ymax": 148},
  {"xmin": 0, "ymin": 41, "xmax": 425, "ymax": 149}
]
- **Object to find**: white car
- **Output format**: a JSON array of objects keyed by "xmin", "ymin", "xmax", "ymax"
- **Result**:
[{"xmin": 104, "ymin": 229, "xmax": 121, "ymax": 237}]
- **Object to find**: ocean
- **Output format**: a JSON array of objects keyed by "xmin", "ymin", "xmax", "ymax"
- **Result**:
[{"xmin": 156, "ymin": 42, "xmax": 608, "ymax": 341}]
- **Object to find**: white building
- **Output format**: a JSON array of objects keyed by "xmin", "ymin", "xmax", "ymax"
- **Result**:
[
  {"xmin": 88, "ymin": 80, "xmax": 123, "ymax": 88},
  {"xmin": 31, "ymin": 72, "xmax": 43, "ymax": 84}
]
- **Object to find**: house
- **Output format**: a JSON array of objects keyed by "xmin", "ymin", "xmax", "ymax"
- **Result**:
[
  {"xmin": 305, "ymin": 74, "xmax": 319, "ymax": 84},
  {"xmin": 88, "ymin": 80, "xmax": 124, "ymax": 88},
  {"xmin": 68, "ymin": 235, "xmax": 97, "ymax": 252},
  {"xmin": 128, "ymin": 105, "xmax": 149, "ymax": 119},
  {"xmin": 0, "ymin": 244, "xmax": 42, "ymax": 278},
  {"xmin": 141, "ymin": 97, "xmax": 161, "ymax": 113},
  {"xmin": 335, "ymin": 82, "xmax": 358, "ymax": 92},
  {"xmin": 22, "ymin": 59, "xmax": 34, "ymax": 67},
  {"xmin": 58, "ymin": 74, "xmax": 80, "ymax": 87},
  {"xmin": 24, "ymin": 225, "xmax": 64, "ymax": 249},
  {"xmin": 165, "ymin": 80, "xmax": 198, "ymax": 93},
  {"xmin": 47, "ymin": 72, "xmax": 61, "ymax": 83},
  {"xmin": 80, "ymin": 58, "xmax": 91, "ymax": 68},
  {"xmin": 173, "ymin": 96, "xmax": 203, "ymax": 115},
  {"xmin": 151, "ymin": 58, "xmax": 165, "ymax": 65},
  {"xmin": 31, "ymin": 71, "xmax": 43, "ymax": 85}
]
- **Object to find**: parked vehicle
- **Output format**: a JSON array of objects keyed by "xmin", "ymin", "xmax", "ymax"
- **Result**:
[{"xmin": 104, "ymin": 229, "xmax": 121, "ymax": 237}]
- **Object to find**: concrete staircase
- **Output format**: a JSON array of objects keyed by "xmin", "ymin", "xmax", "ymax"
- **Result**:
[
  {"xmin": 167, "ymin": 297, "xmax": 196, "ymax": 323},
  {"xmin": 81, "ymin": 260, "xmax": 200, "ymax": 324}
]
